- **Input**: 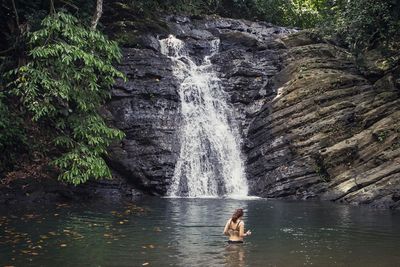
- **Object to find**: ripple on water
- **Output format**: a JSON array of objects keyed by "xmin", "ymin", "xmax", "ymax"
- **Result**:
[{"xmin": 1, "ymin": 198, "xmax": 400, "ymax": 267}]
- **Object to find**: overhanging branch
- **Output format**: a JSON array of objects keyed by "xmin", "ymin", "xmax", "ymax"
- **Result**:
[{"xmin": 91, "ymin": 0, "xmax": 103, "ymax": 30}]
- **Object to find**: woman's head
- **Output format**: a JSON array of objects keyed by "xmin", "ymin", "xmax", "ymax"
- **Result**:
[{"xmin": 231, "ymin": 208, "xmax": 244, "ymax": 223}]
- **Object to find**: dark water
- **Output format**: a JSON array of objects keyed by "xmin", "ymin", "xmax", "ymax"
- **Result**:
[{"xmin": 1, "ymin": 198, "xmax": 400, "ymax": 267}]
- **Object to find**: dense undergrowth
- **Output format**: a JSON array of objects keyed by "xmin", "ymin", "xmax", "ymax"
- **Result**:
[{"xmin": 0, "ymin": 0, "xmax": 399, "ymax": 185}]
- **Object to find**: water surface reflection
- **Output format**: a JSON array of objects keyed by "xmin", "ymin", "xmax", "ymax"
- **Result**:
[{"xmin": 1, "ymin": 198, "xmax": 400, "ymax": 267}]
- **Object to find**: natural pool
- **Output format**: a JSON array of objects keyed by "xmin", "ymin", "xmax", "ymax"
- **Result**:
[{"xmin": 1, "ymin": 198, "xmax": 400, "ymax": 267}]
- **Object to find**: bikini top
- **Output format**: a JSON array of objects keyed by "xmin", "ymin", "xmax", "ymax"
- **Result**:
[{"xmin": 229, "ymin": 219, "xmax": 242, "ymax": 233}]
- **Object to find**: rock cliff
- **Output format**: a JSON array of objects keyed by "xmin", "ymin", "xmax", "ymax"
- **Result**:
[
  {"xmin": 106, "ymin": 15, "xmax": 400, "ymax": 208},
  {"xmin": 247, "ymin": 32, "xmax": 400, "ymax": 209},
  {"xmin": 105, "ymin": 15, "xmax": 292, "ymax": 195}
]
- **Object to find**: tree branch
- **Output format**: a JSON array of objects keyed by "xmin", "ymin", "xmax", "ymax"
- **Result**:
[
  {"xmin": 59, "ymin": 0, "xmax": 79, "ymax": 10},
  {"xmin": 91, "ymin": 0, "xmax": 103, "ymax": 30},
  {"xmin": 0, "ymin": 43, "xmax": 17, "ymax": 55},
  {"xmin": 11, "ymin": 0, "xmax": 20, "ymax": 28},
  {"xmin": 50, "ymin": 0, "xmax": 56, "ymax": 14}
]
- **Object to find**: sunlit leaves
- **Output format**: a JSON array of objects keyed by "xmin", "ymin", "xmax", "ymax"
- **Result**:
[
  {"xmin": 10, "ymin": 11, "xmax": 126, "ymax": 184},
  {"xmin": 330, "ymin": 0, "xmax": 399, "ymax": 52}
]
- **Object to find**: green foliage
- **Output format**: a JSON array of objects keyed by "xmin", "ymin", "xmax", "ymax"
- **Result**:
[
  {"xmin": 249, "ymin": 0, "xmax": 328, "ymax": 28},
  {"xmin": 53, "ymin": 114, "xmax": 124, "ymax": 184},
  {"xmin": 111, "ymin": 0, "xmax": 222, "ymax": 17},
  {"xmin": 319, "ymin": 0, "xmax": 400, "ymax": 53},
  {"xmin": 120, "ymin": 0, "xmax": 399, "ymax": 52},
  {"xmin": 376, "ymin": 130, "xmax": 389, "ymax": 143},
  {"xmin": 335, "ymin": 0, "xmax": 400, "ymax": 52},
  {"xmin": 113, "ymin": 0, "xmax": 330, "ymax": 28},
  {"xmin": 312, "ymin": 153, "xmax": 330, "ymax": 182},
  {"xmin": 10, "ymin": 12, "xmax": 125, "ymax": 184}
]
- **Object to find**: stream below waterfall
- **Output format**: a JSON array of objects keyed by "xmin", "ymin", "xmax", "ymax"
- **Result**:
[{"xmin": 1, "ymin": 198, "xmax": 400, "ymax": 267}]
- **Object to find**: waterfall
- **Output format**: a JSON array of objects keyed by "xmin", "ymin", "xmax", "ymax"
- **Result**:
[{"xmin": 160, "ymin": 35, "xmax": 248, "ymax": 198}]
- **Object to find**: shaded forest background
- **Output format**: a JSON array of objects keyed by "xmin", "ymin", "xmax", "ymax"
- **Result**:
[{"xmin": 0, "ymin": 0, "xmax": 399, "ymax": 185}]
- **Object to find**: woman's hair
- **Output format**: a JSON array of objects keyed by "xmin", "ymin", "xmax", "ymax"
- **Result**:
[{"xmin": 231, "ymin": 208, "xmax": 244, "ymax": 223}]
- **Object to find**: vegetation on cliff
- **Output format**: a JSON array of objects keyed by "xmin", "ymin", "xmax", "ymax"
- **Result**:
[
  {"xmin": 104, "ymin": 0, "xmax": 400, "ymax": 52},
  {"xmin": 0, "ymin": 0, "xmax": 399, "ymax": 186}
]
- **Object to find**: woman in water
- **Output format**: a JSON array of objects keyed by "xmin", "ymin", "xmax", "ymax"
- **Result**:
[{"xmin": 223, "ymin": 208, "xmax": 251, "ymax": 244}]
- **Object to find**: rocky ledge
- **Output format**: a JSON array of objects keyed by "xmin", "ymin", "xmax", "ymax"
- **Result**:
[{"xmin": 0, "ymin": 168, "xmax": 141, "ymax": 205}]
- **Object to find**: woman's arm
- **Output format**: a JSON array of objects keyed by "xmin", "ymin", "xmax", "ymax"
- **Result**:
[
  {"xmin": 239, "ymin": 222, "xmax": 251, "ymax": 238},
  {"xmin": 223, "ymin": 219, "xmax": 231, "ymax": 236},
  {"xmin": 239, "ymin": 222, "xmax": 246, "ymax": 237}
]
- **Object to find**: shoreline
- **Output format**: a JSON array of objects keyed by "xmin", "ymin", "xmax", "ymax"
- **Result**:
[{"xmin": 1, "ymin": 176, "xmax": 399, "ymax": 211}]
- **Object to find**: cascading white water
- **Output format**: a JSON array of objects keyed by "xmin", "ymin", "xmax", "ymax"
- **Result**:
[{"xmin": 160, "ymin": 35, "xmax": 248, "ymax": 198}]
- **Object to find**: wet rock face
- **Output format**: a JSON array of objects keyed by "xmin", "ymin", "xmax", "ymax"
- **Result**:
[
  {"xmin": 106, "ymin": 48, "xmax": 181, "ymax": 195},
  {"xmin": 106, "ymin": 15, "xmax": 400, "ymax": 208},
  {"xmin": 106, "ymin": 15, "xmax": 292, "ymax": 195}
]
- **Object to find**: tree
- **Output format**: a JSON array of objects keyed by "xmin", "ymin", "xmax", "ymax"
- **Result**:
[{"xmin": 9, "ymin": 12, "xmax": 125, "ymax": 184}]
